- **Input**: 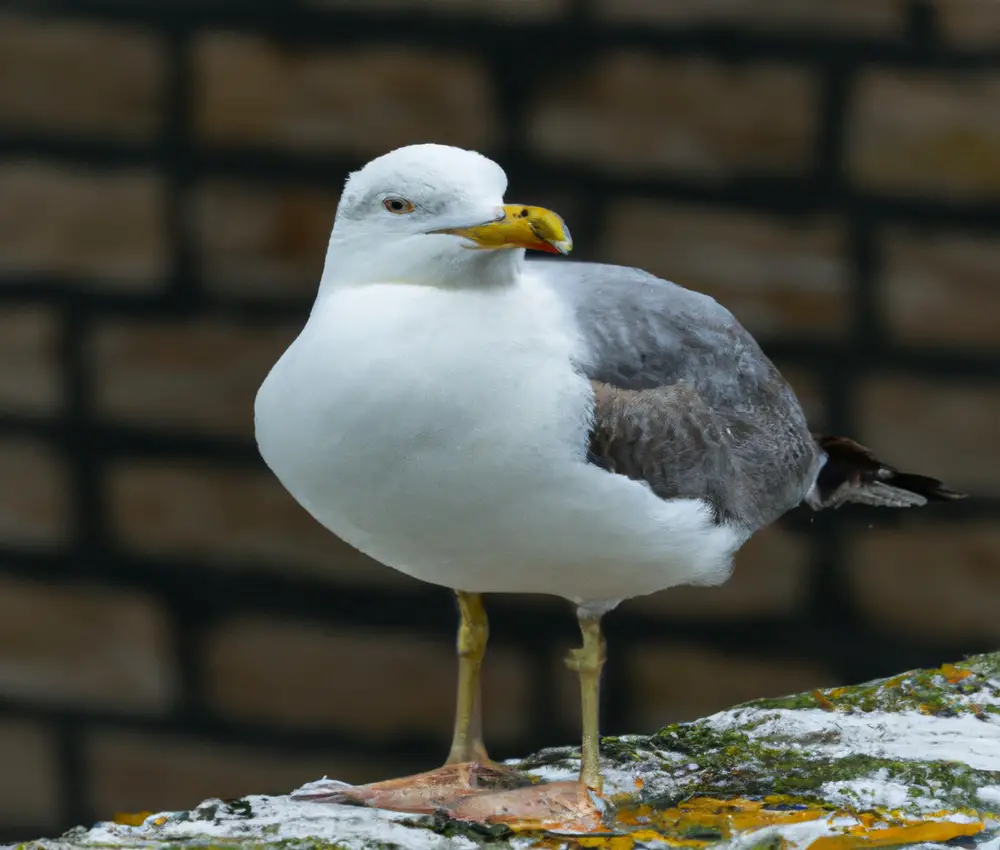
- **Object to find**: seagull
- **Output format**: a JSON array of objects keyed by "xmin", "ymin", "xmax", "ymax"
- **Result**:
[{"xmin": 254, "ymin": 143, "xmax": 963, "ymax": 828}]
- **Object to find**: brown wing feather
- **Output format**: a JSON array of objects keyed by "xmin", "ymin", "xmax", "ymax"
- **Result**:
[{"xmin": 587, "ymin": 380, "xmax": 818, "ymax": 528}]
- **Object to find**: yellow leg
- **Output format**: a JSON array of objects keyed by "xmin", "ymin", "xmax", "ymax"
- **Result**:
[
  {"xmin": 306, "ymin": 594, "xmax": 603, "ymax": 831},
  {"xmin": 445, "ymin": 591, "xmax": 490, "ymax": 765},
  {"xmin": 565, "ymin": 611, "xmax": 606, "ymax": 792}
]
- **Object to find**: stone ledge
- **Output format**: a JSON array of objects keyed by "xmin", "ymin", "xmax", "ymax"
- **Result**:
[{"xmin": 20, "ymin": 652, "xmax": 1000, "ymax": 849}]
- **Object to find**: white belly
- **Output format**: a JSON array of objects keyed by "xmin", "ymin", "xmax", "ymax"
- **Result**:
[{"xmin": 255, "ymin": 277, "xmax": 744, "ymax": 605}]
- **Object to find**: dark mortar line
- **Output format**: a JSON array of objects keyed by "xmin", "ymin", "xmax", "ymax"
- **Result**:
[
  {"xmin": 0, "ymin": 700, "xmax": 452, "ymax": 768},
  {"xmin": 800, "ymin": 44, "xmax": 859, "ymax": 641},
  {"xmin": 4, "ymin": 280, "xmax": 1000, "ymax": 384},
  {"xmin": 157, "ymin": 19, "xmax": 214, "ymax": 720},
  {"xmin": 53, "ymin": 292, "xmax": 121, "ymax": 840},
  {"xmin": 906, "ymin": 0, "xmax": 940, "ymax": 49},
  {"xmin": 161, "ymin": 17, "xmax": 201, "ymax": 312},
  {"xmin": 812, "ymin": 49, "xmax": 853, "ymax": 200},
  {"xmin": 848, "ymin": 213, "xmax": 886, "ymax": 362},
  {"xmin": 0, "ymin": 550, "xmax": 996, "ymax": 677},
  {"xmin": 524, "ymin": 645, "xmax": 571, "ymax": 758},
  {"xmin": 58, "ymin": 294, "xmax": 111, "ymax": 568},
  {"xmin": 5, "ymin": 131, "xmax": 1000, "ymax": 230},
  {"xmin": 53, "ymin": 718, "xmax": 88, "ymax": 839},
  {"xmin": 164, "ymin": 593, "xmax": 213, "ymax": 725},
  {"xmin": 9, "ymin": 0, "xmax": 1000, "ymax": 66},
  {"xmin": 597, "ymin": 619, "xmax": 633, "ymax": 739}
]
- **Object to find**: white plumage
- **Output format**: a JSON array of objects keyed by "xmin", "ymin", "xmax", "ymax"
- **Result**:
[
  {"xmin": 254, "ymin": 144, "xmax": 743, "ymax": 610},
  {"xmin": 254, "ymin": 144, "xmax": 960, "ymax": 816}
]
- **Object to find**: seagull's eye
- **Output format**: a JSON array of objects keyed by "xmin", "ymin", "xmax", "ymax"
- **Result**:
[{"xmin": 383, "ymin": 197, "xmax": 415, "ymax": 215}]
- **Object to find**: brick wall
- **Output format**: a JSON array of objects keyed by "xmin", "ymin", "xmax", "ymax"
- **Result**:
[{"xmin": 0, "ymin": 0, "xmax": 998, "ymax": 840}]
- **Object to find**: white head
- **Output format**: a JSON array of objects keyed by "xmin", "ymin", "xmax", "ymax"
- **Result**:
[{"xmin": 321, "ymin": 144, "xmax": 572, "ymax": 290}]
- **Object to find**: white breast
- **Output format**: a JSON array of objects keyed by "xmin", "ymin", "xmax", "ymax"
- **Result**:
[{"xmin": 255, "ymin": 275, "xmax": 744, "ymax": 606}]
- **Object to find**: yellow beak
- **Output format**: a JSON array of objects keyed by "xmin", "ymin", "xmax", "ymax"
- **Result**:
[{"xmin": 436, "ymin": 204, "xmax": 573, "ymax": 255}]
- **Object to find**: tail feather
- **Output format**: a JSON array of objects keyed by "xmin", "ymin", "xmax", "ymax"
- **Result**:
[{"xmin": 807, "ymin": 435, "xmax": 966, "ymax": 510}]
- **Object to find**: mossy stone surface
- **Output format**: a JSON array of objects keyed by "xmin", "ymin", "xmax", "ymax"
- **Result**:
[{"xmin": 20, "ymin": 654, "xmax": 1000, "ymax": 850}]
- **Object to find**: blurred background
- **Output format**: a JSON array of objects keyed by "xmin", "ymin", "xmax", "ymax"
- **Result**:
[{"xmin": 0, "ymin": 0, "xmax": 998, "ymax": 841}]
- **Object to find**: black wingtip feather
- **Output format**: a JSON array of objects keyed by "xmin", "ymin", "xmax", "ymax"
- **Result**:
[
  {"xmin": 813, "ymin": 434, "xmax": 967, "ymax": 507},
  {"xmin": 885, "ymin": 471, "xmax": 967, "ymax": 502}
]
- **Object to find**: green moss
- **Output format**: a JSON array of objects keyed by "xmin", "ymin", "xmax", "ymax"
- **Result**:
[
  {"xmin": 72, "ymin": 842, "xmax": 388, "ymax": 850},
  {"xmin": 156, "ymin": 843, "xmax": 354, "ymax": 849},
  {"xmin": 745, "ymin": 691, "xmax": 822, "ymax": 711},
  {"xmin": 516, "ymin": 745, "xmax": 577, "ymax": 771},
  {"xmin": 964, "ymin": 652, "xmax": 1000, "ymax": 680},
  {"xmin": 405, "ymin": 812, "xmax": 514, "ymax": 843},
  {"xmin": 16, "ymin": 836, "xmax": 364, "ymax": 850},
  {"xmin": 651, "ymin": 720, "xmax": 753, "ymax": 758},
  {"xmin": 599, "ymin": 736, "xmax": 646, "ymax": 763},
  {"xmin": 742, "ymin": 654, "xmax": 1000, "ymax": 719},
  {"xmin": 637, "ymin": 704, "xmax": 1000, "ymax": 813}
]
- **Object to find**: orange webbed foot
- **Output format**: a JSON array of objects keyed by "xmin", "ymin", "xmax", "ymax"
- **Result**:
[
  {"xmin": 448, "ymin": 780, "xmax": 607, "ymax": 834},
  {"xmin": 293, "ymin": 761, "xmax": 534, "ymax": 814}
]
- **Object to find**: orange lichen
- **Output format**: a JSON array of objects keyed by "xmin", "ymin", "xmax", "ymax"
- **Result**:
[
  {"xmin": 567, "ymin": 797, "xmax": 986, "ymax": 850},
  {"xmin": 576, "ymin": 835, "xmax": 639, "ymax": 850},
  {"xmin": 812, "ymin": 689, "xmax": 837, "ymax": 711},
  {"xmin": 940, "ymin": 663, "xmax": 973, "ymax": 684},
  {"xmin": 811, "ymin": 818, "xmax": 983, "ymax": 849},
  {"xmin": 111, "ymin": 811, "xmax": 154, "ymax": 826},
  {"xmin": 615, "ymin": 796, "xmax": 829, "ymax": 841}
]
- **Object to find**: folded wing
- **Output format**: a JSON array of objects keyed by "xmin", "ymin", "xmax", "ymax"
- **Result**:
[
  {"xmin": 533, "ymin": 259, "xmax": 822, "ymax": 533},
  {"xmin": 531, "ymin": 259, "xmax": 965, "ymax": 529}
]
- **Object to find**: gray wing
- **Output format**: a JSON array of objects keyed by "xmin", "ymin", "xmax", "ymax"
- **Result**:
[{"xmin": 530, "ymin": 259, "xmax": 823, "ymax": 531}]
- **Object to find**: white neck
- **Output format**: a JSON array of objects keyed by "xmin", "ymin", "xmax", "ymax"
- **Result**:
[{"xmin": 317, "ymin": 233, "xmax": 525, "ymax": 297}]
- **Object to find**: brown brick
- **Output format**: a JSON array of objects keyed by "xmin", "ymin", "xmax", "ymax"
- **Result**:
[
  {"xmin": 857, "ymin": 376, "xmax": 1000, "ymax": 496},
  {"xmin": 850, "ymin": 71, "xmax": 1000, "ymax": 198},
  {"xmin": 195, "ymin": 35, "xmax": 497, "ymax": 155},
  {"xmin": 0, "ymin": 575, "xmax": 175, "ymax": 711},
  {"xmin": 624, "ymin": 644, "xmax": 835, "ymax": 729},
  {"xmin": 0, "ymin": 13, "xmax": 164, "ymax": 138},
  {"xmin": 847, "ymin": 522, "xmax": 1000, "ymax": 641},
  {"xmin": 205, "ymin": 617, "xmax": 530, "ymax": 747},
  {"xmin": 529, "ymin": 56, "xmax": 815, "ymax": 178},
  {"xmin": 86, "ymin": 731, "xmax": 405, "ymax": 818},
  {"xmin": 0, "ymin": 719, "xmax": 60, "ymax": 828},
  {"xmin": 0, "ymin": 439, "xmax": 69, "ymax": 547},
  {"xmin": 882, "ymin": 227, "xmax": 1000, "ymax": 350},
  {"xmin": 304, "ymin": 0, "xmax": 568, "ymax": 17},
  {"xmin": 628, "ymin": 525, "xmax": 811, "ymax": 619},
  {"xmin": 594, "ymin": 0, "xmax": 902, "ymax": 33},
  {"xmin": 599, "ymin": 201, "xmax": 849, "ymax": 337},
  {"xmin": 108, "ymin": 462, "xmax": 409, "ymax": 586},
  {"xmin": 91, "ymin": 319, "xmax": 297, "ymax": 439},
  {"xmin": 196, "ymin": 182, "xmax": 336, "ymax": 299},
  {"xmin": 0, "ymin": 162, "xmax": 166, "ymax": 286},
  {"xmin": 0, "ymin": 306, "xmax": 62, "ymax": 414},
  {"xmin": 935, "ymin": 0, "xmax": 1000, "ymax": 48}
]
